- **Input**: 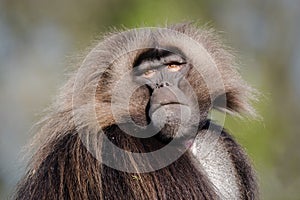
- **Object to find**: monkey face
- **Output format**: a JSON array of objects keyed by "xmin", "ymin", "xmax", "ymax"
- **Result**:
[{"xmin": 131, "ymin": 48, "xmax": 201, "ymax": 143}]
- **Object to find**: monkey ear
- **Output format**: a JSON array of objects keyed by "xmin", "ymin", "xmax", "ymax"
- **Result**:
[{"xmin": 212, "ymin": 84, "xmax": 259, "ymax": 118}]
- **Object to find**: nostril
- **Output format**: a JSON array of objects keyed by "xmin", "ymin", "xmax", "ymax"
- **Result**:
[{"xmin": 156, "ymin": 82, "xmax": 170, "ymax": 88}]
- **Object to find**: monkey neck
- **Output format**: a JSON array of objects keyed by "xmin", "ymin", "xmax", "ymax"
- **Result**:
[{"xmin": 100, "ymin": 124, "xmax": 218, "ymax": 199}]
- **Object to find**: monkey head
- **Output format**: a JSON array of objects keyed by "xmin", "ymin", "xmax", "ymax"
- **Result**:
[{"xmin": 86, "ymin": 25, "xmax": 256, "ymax": 148}]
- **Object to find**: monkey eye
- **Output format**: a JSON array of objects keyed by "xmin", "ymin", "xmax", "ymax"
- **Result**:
[
  {"xmin": 142, "ymin": 69, "xmax": 156, "ymax": 78},
  {"xmin": 167, "ymin": 64, "xmax": 182, "ymax": 72}
]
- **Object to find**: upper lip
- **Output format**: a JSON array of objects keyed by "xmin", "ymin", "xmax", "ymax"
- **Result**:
[{"xmin": 151, "ymin": 102, "xmax": 187, "ymax": 113}]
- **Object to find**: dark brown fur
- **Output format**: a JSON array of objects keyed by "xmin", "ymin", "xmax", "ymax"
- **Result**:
[{"xmin": 15, "ymin": 23, "xmax": 259, "ymax": 200}]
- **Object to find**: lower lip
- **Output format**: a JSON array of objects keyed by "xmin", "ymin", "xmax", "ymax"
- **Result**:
[{"xmin": 152, "ymin": 103, "xmax": 186, "ymax": 114}]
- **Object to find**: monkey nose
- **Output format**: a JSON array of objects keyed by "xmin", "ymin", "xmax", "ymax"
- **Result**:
[{"xmin": 151, "ymin": 87, "xmax": 179, "ymax": 105}]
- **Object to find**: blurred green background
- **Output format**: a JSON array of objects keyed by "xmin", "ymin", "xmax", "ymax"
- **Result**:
[{"xmin": 0, "ymin": 0, "xmax": 300, "ymax": 199}]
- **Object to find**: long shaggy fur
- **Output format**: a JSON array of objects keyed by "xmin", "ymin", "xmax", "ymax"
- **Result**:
[{"xmin": 15, "ymin": 23, "xmax": 259, "ymax": 200}]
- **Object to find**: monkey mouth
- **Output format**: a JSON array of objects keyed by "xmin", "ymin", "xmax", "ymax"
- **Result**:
[
  {"xmin": 150, "ymin": 103, "xmax": 191, "ymax": 129},
  {"xmin": 160, "ymin": 102, "xmax": 185, "ymax": 107},
  {"xmin": 151, "ymin": 102, "xmax": 187, "ymax": 114}
]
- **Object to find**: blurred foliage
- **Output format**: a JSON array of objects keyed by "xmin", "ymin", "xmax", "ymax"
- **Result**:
[{"xmin": 1, "ymin": 0, "xmax": 300, "ymax": 199}]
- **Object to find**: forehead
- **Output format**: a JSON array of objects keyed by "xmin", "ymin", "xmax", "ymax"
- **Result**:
[{"xmin": 133, "ymin": 47, "xmax": 186, "ymax": 67}]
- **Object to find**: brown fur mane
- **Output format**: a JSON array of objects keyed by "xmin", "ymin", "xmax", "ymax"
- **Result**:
[{"xmin": 16, "ymin": 123, "xmax": 220, "ymax": 199}]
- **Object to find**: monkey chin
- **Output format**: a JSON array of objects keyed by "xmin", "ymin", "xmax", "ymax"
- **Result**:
[{"xmin": 150, "ymin": 104, "xmax": 197, "ymax": 148}]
